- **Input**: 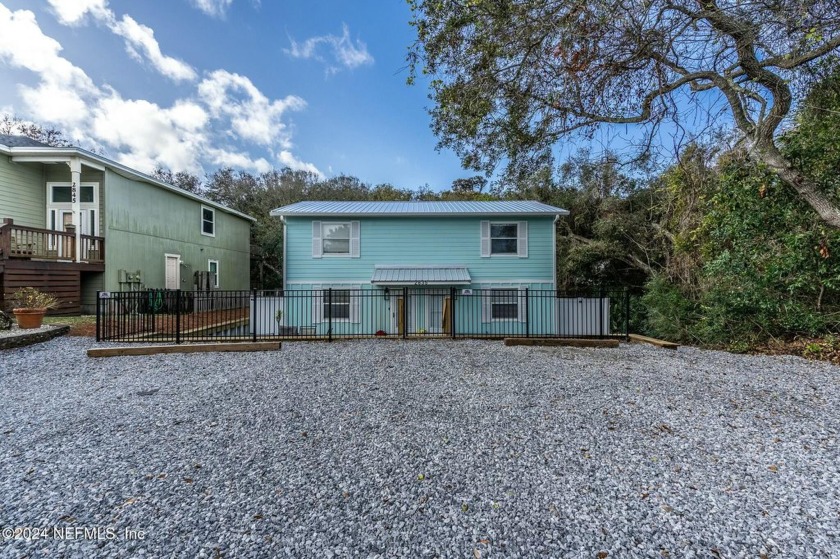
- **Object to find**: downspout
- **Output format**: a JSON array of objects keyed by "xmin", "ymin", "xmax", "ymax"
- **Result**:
[
  {"xmin": 280, "ymin": 216, "xmax": 287, "ymax": 290},
  {"xmin": 553, "ymin": 215, "xmax": 560, "ymax": 291}
]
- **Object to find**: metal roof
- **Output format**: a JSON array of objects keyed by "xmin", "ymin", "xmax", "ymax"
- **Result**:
[
  {"xmin": 371, "ymin": 265, "xmax": 471, "ymax": 285},
  {"xmin": 270, "ymin": 200, "xmax": 568, "ymax": 217},
  {"xmin": 0, "ymin": 135, "xmax": 53, "ymax": 148}
]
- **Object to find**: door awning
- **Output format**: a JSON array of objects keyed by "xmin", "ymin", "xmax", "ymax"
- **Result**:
[{"xmin": 371, "ymin": 266, "xmax": 471, "ymax": 286}]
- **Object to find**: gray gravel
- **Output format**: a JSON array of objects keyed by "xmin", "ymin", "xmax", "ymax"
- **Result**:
[
  {"xmin": 1, "ymin": 338, "xmax": 838, "ymax": 558},
  {"xmin": 0, "ymin": 323, "xmax": 57, "ymax": 339}
]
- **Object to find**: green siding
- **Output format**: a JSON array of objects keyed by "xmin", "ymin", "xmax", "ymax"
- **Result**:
[
  {"xmin": 0, "ymin": 156, "xmax": 46, "ymax": 228},
  {"xmin": 285, "ymin": 216, "xmax": 555, "ymax": 284},
  {"xmin": 104, "ymin": 170, "xmax": 251, "ymax": 292}
]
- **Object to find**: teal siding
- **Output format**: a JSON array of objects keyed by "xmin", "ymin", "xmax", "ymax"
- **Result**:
[
  {"xmin": 0, "ymin": 156, "xmax": 46, "ymax": 228},
  {"xmin": 285, "ymin": 216, "xmax": 555, "ymax": 284},
  {"xmin": 103, "ymin": 170, "xmax": 251, "ymax": 292},
  {"xmin": 280, "ymin": 284, "xmax": 558, "ymax": 337}
]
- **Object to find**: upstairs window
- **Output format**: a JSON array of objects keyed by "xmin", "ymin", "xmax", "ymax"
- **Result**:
[
  {"xmin": 481, "ymin": 221, "xmax": 528, "ymax": 258},
  {"xmin": 312, "ymin": 221, "xmax": 360, "ymax": 258},
  {"xmin": 201, "ymin": 206, "xmax": 215, "ymax": 237},
  {"xmin": 322, "ymin": 222, "xmax": 350, "ymax": 255},
  {"xmin": 490, "ymin": 224, "xmax": 518, "ymax": 255}
]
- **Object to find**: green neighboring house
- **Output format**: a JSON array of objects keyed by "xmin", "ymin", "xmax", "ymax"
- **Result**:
[{"xmin": 0, "ymin": 135, "xmax": 253, "ymax": 314}]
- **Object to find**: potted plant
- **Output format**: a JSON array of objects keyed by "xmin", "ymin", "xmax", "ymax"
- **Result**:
[{"xmin": 10, "ymin": 287, "xmax": 60, "ymax": 329}]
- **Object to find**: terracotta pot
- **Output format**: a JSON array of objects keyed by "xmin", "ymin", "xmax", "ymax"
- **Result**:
[{"xmin": 13, "ymin": 308, "xmax": 47, "ymax": 329}]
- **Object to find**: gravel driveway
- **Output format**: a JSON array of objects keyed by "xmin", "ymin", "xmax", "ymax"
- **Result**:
[{"xmin": 1, "ymin": 337, "xmax": 838, "ymax": 558}]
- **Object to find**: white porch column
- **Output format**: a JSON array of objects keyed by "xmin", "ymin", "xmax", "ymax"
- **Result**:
[{"xmin": 69, "ymin": 157, "xmax": 82, "ymax": 262}]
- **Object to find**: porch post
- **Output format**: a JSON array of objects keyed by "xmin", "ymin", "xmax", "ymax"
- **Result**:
[{"xmin": 69, "ymin": 157, "xmax": 82, "ymax": 262}]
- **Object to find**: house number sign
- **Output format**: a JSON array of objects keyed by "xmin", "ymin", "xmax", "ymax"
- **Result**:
[{"xmin": 71, "ymin": 182, "xmax": 77, "ymax": 203}]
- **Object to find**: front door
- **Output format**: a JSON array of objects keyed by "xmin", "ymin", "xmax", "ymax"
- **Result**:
[
  {"xmin": 46, "ymin": 183, "xmax": 99, "ymax": 235},
  {"xmin": 165, "ymin": 254, "xmax": 180, "ymax": 290}
]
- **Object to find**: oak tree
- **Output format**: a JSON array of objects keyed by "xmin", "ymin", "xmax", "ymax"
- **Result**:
[{"xmin": 408, "ymin": 0, "xmax": 840, "ymax": 226}]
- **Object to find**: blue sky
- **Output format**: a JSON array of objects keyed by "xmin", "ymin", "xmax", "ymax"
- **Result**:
[{"xmin": 0, "ymin": 0, "xmax": 468, "ymax": 189}]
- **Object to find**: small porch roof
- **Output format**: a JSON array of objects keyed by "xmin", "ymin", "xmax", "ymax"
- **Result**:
[{"xmin": 370, "ymin": 265, "xmax": 471, "ymax": 286}]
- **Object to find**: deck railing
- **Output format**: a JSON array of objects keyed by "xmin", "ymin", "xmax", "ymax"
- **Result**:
[
  {"xmin": 0, "ymin": 219, "xmax": 104, "ymax": 263},
  {"xmin": 96, "ymin": 287, "xmax": 630, "ymax": 343}
]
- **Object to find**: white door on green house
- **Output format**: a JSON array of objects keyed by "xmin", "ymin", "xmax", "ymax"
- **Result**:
[{"xmin": 165, "ymin": 254, "xmax": 180, "ymax": 290}]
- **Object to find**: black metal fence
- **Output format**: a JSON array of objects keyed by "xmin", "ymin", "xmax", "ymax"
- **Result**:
[{"xmin": 96, "ymin": 287, "xmax": 629, "ymax": 343}]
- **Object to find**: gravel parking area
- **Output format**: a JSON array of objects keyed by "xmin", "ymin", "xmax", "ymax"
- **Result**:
[{"xmin": 1, "ymin": 338, "xmax": 838, "ymax": 558}]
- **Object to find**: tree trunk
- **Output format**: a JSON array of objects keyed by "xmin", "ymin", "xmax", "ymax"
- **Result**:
[{"xmin": 752, "ymin": 143, "xmax": 840, "ymax": 228}]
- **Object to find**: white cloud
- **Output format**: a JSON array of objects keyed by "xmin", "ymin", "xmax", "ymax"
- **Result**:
[
  {"xmin": 92, "ymin": 96, "xmax": 209, "ymax": 173},
  {"xmin": 46, "ymin": 0, "xmax": 196, "ymax": 83},
  {"xmin": 190, "ymin": 0, "xmax": 233, "ymax": 18},
  {"xmin": 206, "ymin": 147, "xmax": 272, "ymax": 174},
  {"xmin": 112, "ymin": 15, "xmax": 197, "ymax": 82},
  {"xmin": 277, "ymin": 150, "xmax": 322, "ymax": 176},
  {"xmin": 0, "ymin": 5, "xmax": 95, "ymax": 91},
  {"xmin": 0, "ymin": 5, "xmax": 320, "ymax": 177},
  {"xmin": 198, "ymin": 70, "xmax": 306, "ymax": 146},
  {"xmin": 287, "ymin": 24, "xmax": 374, "ymax": 74},
  {"xmin": 47, "ymin": 0, "xmax": 110, "ymax": 25}
]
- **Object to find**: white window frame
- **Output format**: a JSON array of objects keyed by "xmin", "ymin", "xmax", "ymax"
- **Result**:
[
  {"xmin": 201, "ymin": 205, "xmax": 216, "ymax": 237},
  {"xmin": 323, "ymin": 288, "xmax": 352, "ymax": 321},
  {"xmin": 313, "ymin": 285, "xmax": 361, "ymax": 323},
  {"xmin": 320, "ymin": 221, "xmax": 352, "ymax": 257},
  {"xmin": 46, "ymin": 182, "xmax": 99, "ymax": 236},
  {"xmin": 489, "ymin": 288, "xmax": 520, "ymax": 321},
  {"xmin": 208, "ymin": 259, "xmax": 220, "ymax": 288},
  {"xmin": 489, "ymin": 222, "xmax": 519, "ymax": 256},
  {"xmin": 481, "ymin": 221, "xmax": 528, "ymax": 258}
]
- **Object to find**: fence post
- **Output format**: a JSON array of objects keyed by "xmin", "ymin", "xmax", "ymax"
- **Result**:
[
  {"xmin": 175, "ymin": 289, "xmax": 182, "ymax": 344},
  {"xmin": 252, "ymin": 288, "xmax": 258, "ymax": 342},
  {"xmin": 525, "ymin": 288, "xmax": 530, "ymax": 338},
  {"xmin": 598, "ymin": 287, "xmax": 604, "ymax": 339},
  {"xmin": 95, "ymin": 291, "xmax": 101, "ymax": 342},
  {"xmin": 402, "ymin": 287, "xmax": 408, "ymax": 339},
  {"xmin": 624, "ymin": 288, "xmax": 630, "ymax": 341},
  {"xmin": 450, "ymin": 287, "xmax": 456, "ymax": 339},
  {"xmin": 327, "ymin": 288, "xmax": 332, "ymax": 342}
]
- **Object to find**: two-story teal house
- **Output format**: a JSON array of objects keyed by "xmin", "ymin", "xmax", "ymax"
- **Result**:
[
  {"xmin": 0, "ymin": 135, "xmax": 253, "ymax": 314},
  {"xmin": 269, "ymin": 200, "xmax": 569, "ymax": 337}
]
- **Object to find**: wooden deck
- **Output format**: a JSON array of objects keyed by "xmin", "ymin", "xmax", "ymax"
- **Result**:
[{"xmin": 0, "ymin": 259, "xmax": 104, "ymax": 315}]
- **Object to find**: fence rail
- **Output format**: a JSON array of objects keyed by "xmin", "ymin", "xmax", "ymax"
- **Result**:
[{"xmin": 96, "ymin": 287, "xmax": 629, "ymax": 343}]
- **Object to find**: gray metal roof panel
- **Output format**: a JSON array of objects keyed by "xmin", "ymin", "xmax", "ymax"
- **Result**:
[
  {"xmin": 0, "ymin": 134, "xmax": 53, "ymax": 148},
  {"xmin": 371, "ymin": 265, "xmax": 471, "ymax": 285},
  {"xmin": 271, "ymin": 200, "xmax": 568, "ymax": 217}
]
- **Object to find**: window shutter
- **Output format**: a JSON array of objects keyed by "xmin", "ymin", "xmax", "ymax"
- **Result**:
[
  {"xmin": 312, "ymin": 221, "xmax": 322, "ymax": 258},
  {"xmin": 518, "ymin": 286, "xmax": 527, "ymax": 322},
  {"xmin": 480, "ymin": 221, "xmax": 490, "ymax": 257},
  {"xmin": 350, "ymin": 221, "xmax": 360, "ymax": 258},
  {"xmin": 312, "ymin": 286, "xmax": 323, "ymax": 323},
  {"xmin": 517, "ymin": 221, "xmax": 528, "ymax": 258},
  {"xmin": 350, "ymin": 286, "xmax": 361, "ymax": 323},
  {"xmin": 481, "ymin": 290, "xmax": 491, "ymax": 323}
]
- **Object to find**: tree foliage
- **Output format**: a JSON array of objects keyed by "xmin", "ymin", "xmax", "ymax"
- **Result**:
[
  {"xmin": 408, "ymin": 0, "xmax": 840, "ymax": 226},
  {"xmin": 1, "ymin": 114, "xmax": 69, "ymax": 147}
]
